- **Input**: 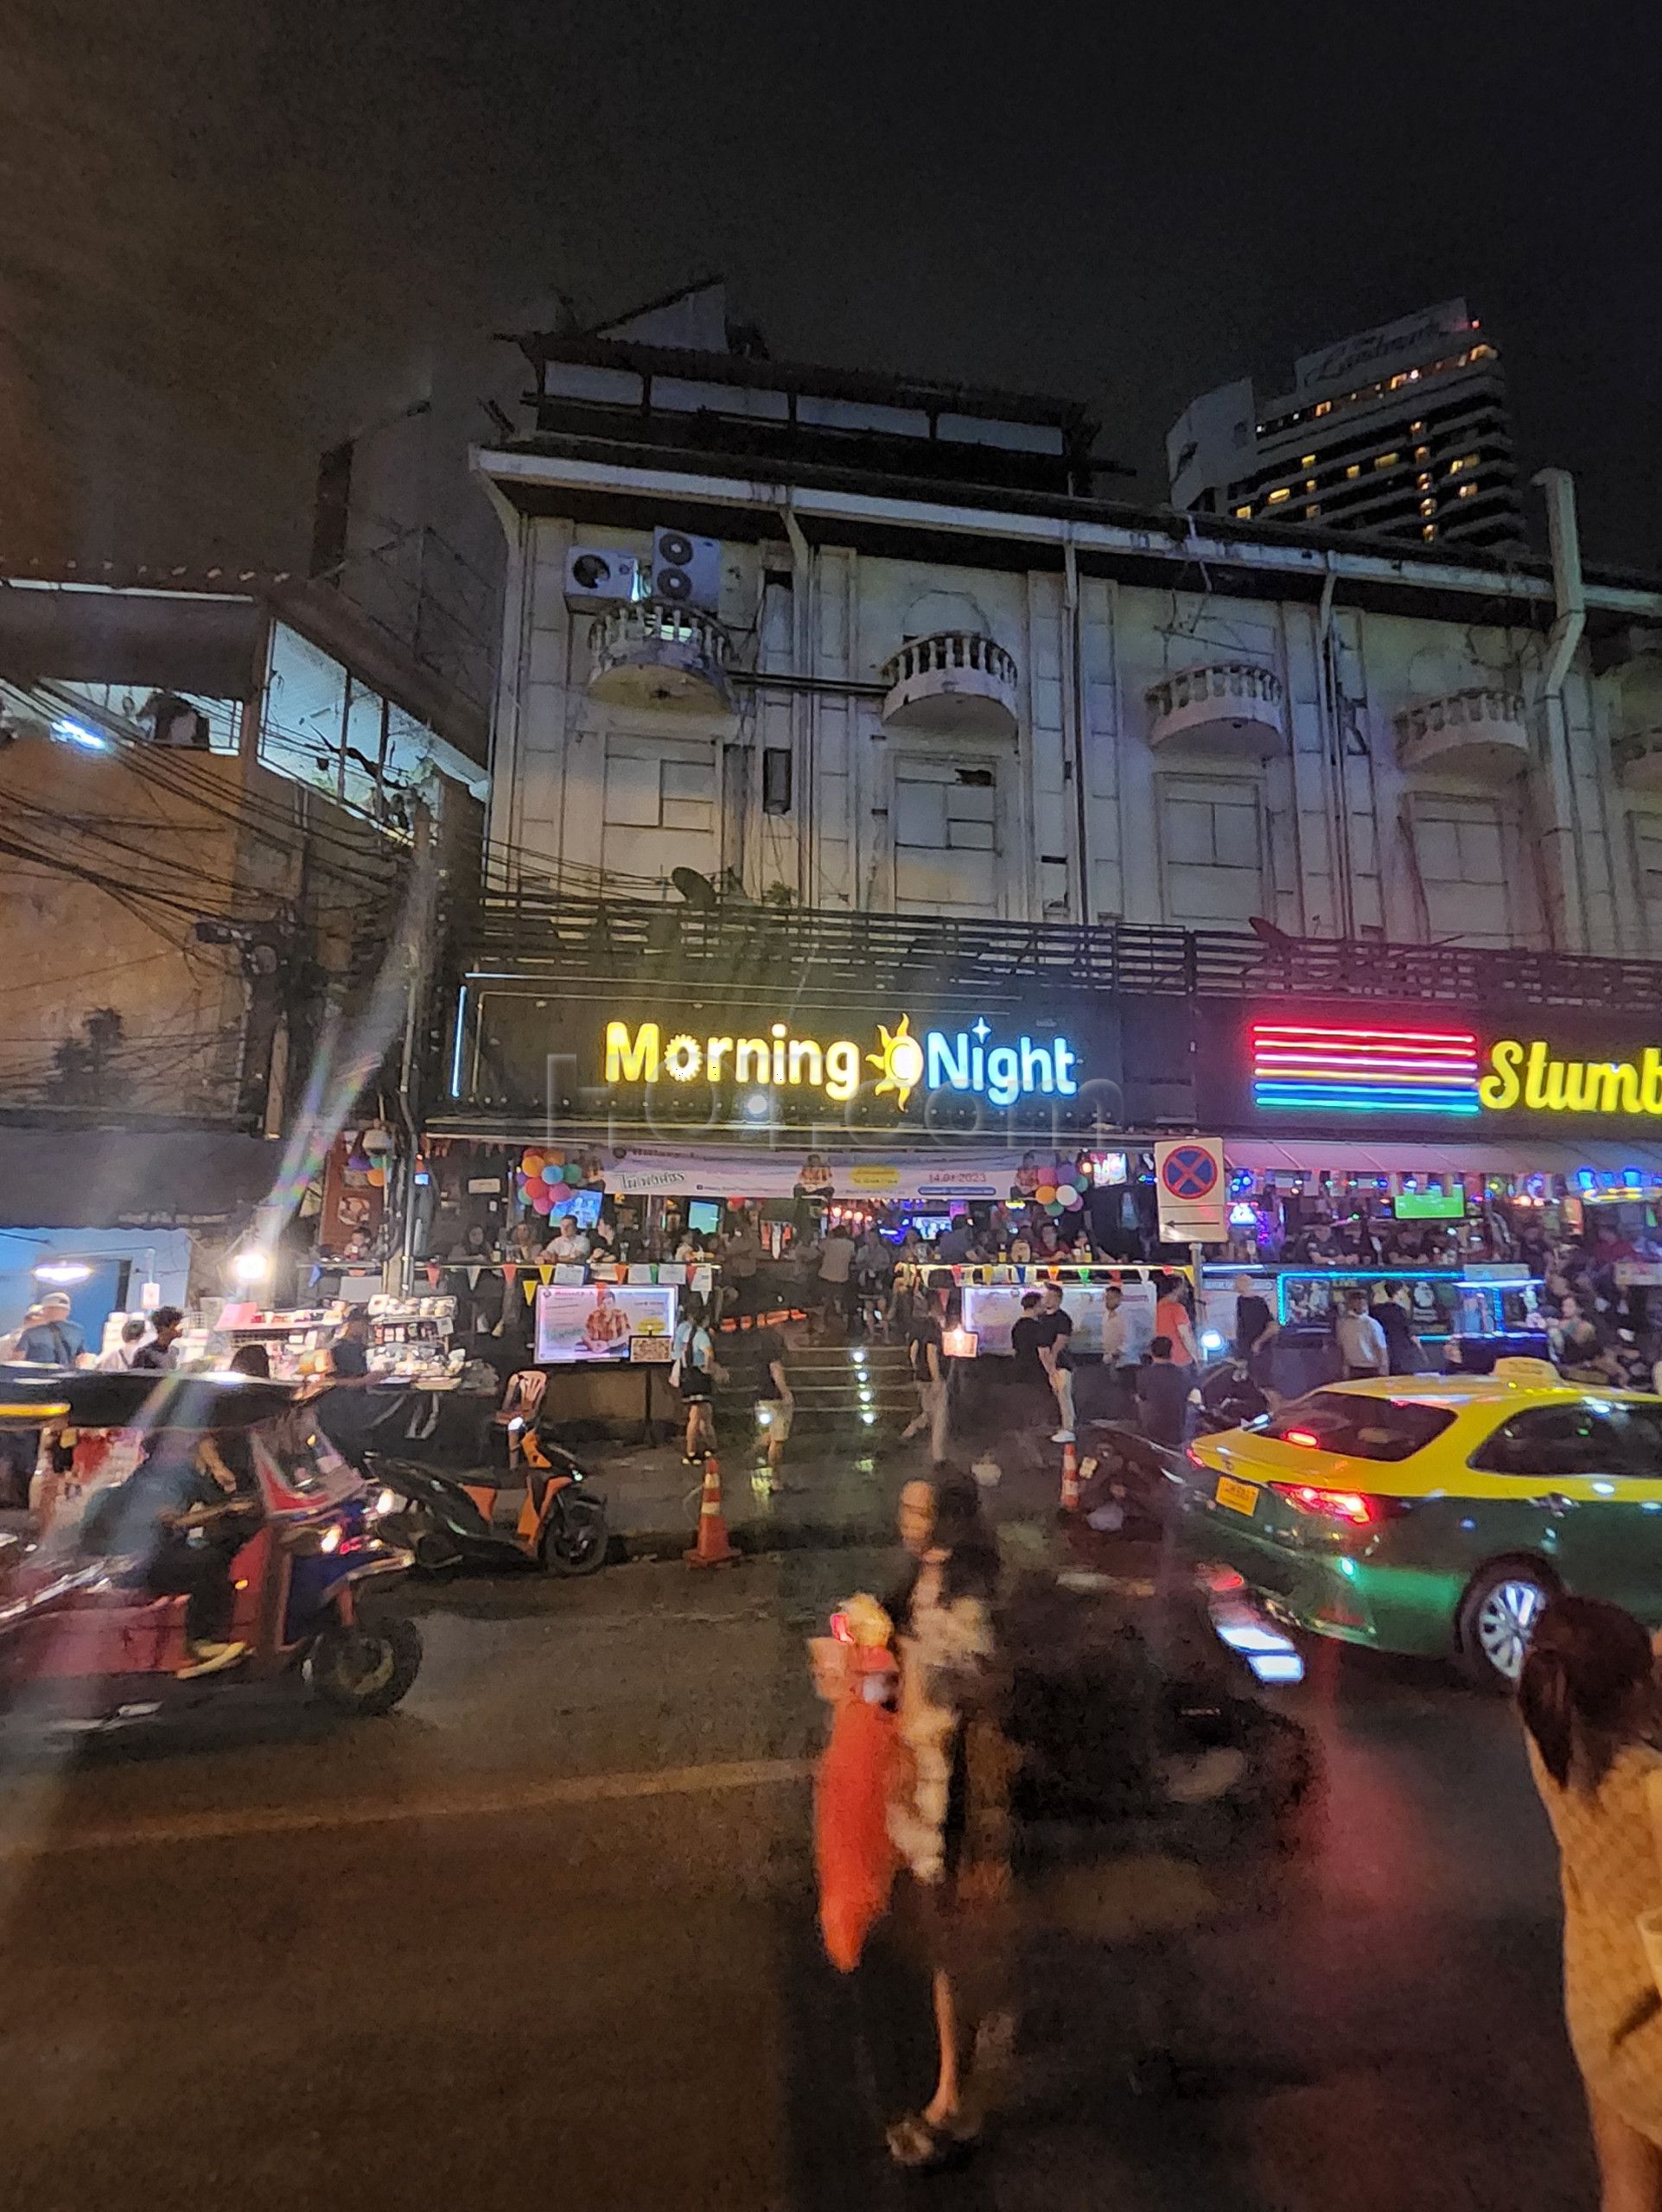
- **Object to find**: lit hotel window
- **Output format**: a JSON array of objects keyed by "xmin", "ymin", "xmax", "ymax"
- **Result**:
[
  {"xmin": 1374, "ymin": 451, "xmax": 1400, "ymax": 469},
  {"xmin": 1422, "ymin": 523, "xmax": 1437, "ymax": 539},
  {"xmin": 1234, "ymin": 505, "xmax": 1252, "ymax": 519},
  {"xmin": 1419, "ymin": 498, "xmax": 1436, "ymax": 516},
  {"xmin": 1457, "ymin": 482, "xmax": 1478, "ymax": 498},
  {"xmin": 1417, "ymin": 474, "xmax": 1433, "ymax": 491},
  {"xmin": 1314, "ymin": 401, "xmax": 1333, "ymax": 416},
  {"xmin": 1410, "ymin": 420, "xmax": 1425, "ymax": 434},
  {"xmin": 1389, "ymin": 372, "xmax": 1409, "ymax": 390},
  {"xmin": 1415, "ymin": 446, "xmax": 1430, "ymax": 461},
  {"xmin": 1345, "ymin": 463, "xmax": 1361, "ymax": 479},
  {"xmin": 1267, "ymin": 486, "xmax": 1292, "ymax": 505},
  {"xmin": 1471, "ymin": 343, "xmax": 1497, "ymax": 360},
  {"xmin": 1300, "ymin": 454, "xmax": 1315, "ymax": 467},
  {"xmin": 1304, "ymin": 478, "xmax": 1316, "ymax": 492},
  {"xmin": 1304, "ymin": 505, "xmax": 1320, "ymax": 518}
]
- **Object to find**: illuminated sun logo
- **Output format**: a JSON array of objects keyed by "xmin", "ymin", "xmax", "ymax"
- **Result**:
[{"xmin": 869, "ymin": 1016, "xmax": 926, "ymax": 1109}]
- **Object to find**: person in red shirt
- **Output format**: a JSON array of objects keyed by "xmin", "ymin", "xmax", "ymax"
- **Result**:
[{"xmin": 1152, "ymin": 1277, "xmax": 1197, "ymax": 1366}]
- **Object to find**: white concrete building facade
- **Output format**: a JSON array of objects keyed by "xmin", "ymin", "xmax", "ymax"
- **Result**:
[{"xmin": 475, "ymin": 302, "xmax": 1662, "ymax": 962}]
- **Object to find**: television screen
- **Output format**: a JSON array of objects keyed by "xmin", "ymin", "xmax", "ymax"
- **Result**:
[
  {"xmin": 568, "ymin": 1187, "xmax": 603, "ymax": 1230},
  {"xmin": 687, "ymin": 1198, "xmax": 722, "ymax": 1236},
  {"xmin": 1395, "ymin": 1190, "xmax": 1464, "ymax": 1219}
]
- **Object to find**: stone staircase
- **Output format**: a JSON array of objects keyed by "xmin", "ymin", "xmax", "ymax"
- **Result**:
[{"xmin": 713, "ymin": 1336, "xmax": 914, "ymax": 1437}]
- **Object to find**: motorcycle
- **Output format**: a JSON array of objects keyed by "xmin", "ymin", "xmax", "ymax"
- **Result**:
[
  {"xmin": 1079, "ymin": 1357, "xmax": 1271, "ymax": 1530},
  {"xmin": 364, "ymin": 1449, "xmax": 609, "ymax": 1578},
  {"xmin": 0, "ymin": 1365, "xmax": 423, "ymax": 1733}
]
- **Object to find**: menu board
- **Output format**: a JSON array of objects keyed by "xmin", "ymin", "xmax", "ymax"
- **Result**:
[{"xmin": 534, "ymin": 1283, "xmax": 678, "ymax": 1363}]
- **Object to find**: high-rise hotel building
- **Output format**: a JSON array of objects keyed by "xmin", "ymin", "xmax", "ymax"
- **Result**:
[{"xmin": 1167, "ymin": 300, "xmax": 1524, "ymax": 551}]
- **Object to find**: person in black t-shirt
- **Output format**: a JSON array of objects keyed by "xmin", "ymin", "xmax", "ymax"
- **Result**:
[
  {"xmin": 1231, "ymin": 1274, "xmax": 1277, "ymax": 1388},
  {"xmin": 753, "ymin": 1325, "xmax": 795, "ymax": 1484},
  {"xmin": 1037, "ymin": 1283, "xmax": 1076, "ymax": 1443},
  {"xmin": 1009, "ymin": 1291, "xmax": 1058, "ymax": 1448},
  {"xmin": 1009, "ymin": 1292, "xmax": 1047, "ymax": 1383},
  {"xmin": 1136, "ymin": 1335, "xmax": 1193, "ymax": 1452},
  {"xmin": 902, "ymin": 1296, "xmax": 949, "ymax": 1463}
]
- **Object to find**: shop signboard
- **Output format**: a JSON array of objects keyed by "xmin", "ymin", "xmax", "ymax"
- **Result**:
[
  {"xmin": 602, "ymin": 1012, "xmax": 1090, "ymax": 1114},
  {"xmin": 457, "ymin": 975, "xmax": 1210, "ymax": 1129},
  {"xmin": 1154, "ymin": 1138, "xmax": 1227, "ymax": 1243},
  {"xmin": 960, "ymin": 1279, "xmax": 1157, "ymax": 1361},
  {"xmin": 534, "ymin": 1282, "xmax": 677, "ymax": 1363},
  {"xmin": 1199, "ymin": 1007, "xmax": 1662, "ymax": 1146}
]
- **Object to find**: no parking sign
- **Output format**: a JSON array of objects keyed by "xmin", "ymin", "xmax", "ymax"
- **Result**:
[{"xmin": 1154, "ymin": 1137, "xmax": 1227, "ymax": 1244}]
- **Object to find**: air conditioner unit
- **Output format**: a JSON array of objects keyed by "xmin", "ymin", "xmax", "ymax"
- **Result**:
[
  {"xmin": 650, "ymin": 527, "xmax": 721, "ymax": 610},
  {"xmin": 564, "ymin": 547, "xmax": 642, "ymax": 607}
]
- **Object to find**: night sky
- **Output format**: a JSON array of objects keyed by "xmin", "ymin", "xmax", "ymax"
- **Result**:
[{"xmin": 5, "ymin": 1, "xmax": 1658, "ymax": 573}]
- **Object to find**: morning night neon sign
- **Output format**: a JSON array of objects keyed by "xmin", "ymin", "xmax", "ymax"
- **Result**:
[
  {"xmin": 604, "ymin": 1014, "xmax": 1079, "ymax": 1111},
  {"xmin": 1252, "ymin": 1022, "xmax": 1662, "ymax": 1119}
]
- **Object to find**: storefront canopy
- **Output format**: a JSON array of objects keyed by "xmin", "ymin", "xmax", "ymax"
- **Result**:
[
  {"xmin": 0, "ymin": 1127, "xmax": 282, "ymax": 1229},
  {"xmin": 1223, "ymin": 1135, "xmax": 1662, "ymax": 1185},
  {"xmin": 600, "ymin": 1142, "xmax": 1090, "ymax": 1205}
]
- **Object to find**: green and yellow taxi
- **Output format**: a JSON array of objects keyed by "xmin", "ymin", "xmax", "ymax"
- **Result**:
[{"xmin": 1180, "ymin": 1359, "xmax": 1662, "ymax": 1690}]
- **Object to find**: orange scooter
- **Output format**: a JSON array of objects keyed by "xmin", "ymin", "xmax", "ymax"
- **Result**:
[{"xmin": 368, "ymin": 1371, "xmax": 610, "ymax": 1578}]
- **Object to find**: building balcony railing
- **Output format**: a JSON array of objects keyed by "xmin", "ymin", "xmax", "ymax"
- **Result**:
[
  {"xmin": 879, "ymin": 631, "xmax": 1018, "ymax": 738},
  {"xmin": 587, "ymin": 601, "xmax": 732, "ymax": 712},
  {"xmin": 1145, "ymin": 663, "xmax": 1286, "ymax": 760},
  {"xmin": 1614, "ymin": 725, "xmax": 1662, "ymax": 793},
  {"xmin": 455, "ymin": 886, "xmax": 1662, "ymax": 1020},
  {"xmin": 1394, "ymin": 685, "xmax": 1529, "ymax": 779}
]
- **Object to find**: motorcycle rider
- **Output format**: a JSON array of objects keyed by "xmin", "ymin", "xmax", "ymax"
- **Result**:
[{"xmin": 82, "ymin": 1427, "xmax": 263, "ymax": 1676}]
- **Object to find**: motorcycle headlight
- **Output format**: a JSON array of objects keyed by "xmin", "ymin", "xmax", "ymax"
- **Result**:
[
  {"xmin": 375, "ymin": 1487, "xmax": 398, "ymax": 1517},
  {"xmin": 319, "ymin": 1524, "xmax": 342, "ymax": 1555}
]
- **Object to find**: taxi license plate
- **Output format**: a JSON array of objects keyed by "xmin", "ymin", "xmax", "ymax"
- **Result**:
[{"xmin": 1214, "ymin": 1474, "xmax": 1260, "ymax": 1518}]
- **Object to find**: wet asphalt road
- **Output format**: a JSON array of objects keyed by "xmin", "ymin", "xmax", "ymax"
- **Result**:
[{"xmin": 0, "ymin": 1551, "xmax": 1594, "ymax": 2211}]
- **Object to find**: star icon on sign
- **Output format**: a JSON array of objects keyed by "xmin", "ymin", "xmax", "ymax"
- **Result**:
[{"xmin": 971, "ymin": 1019, "xmax": 990, "ymax": 1043}]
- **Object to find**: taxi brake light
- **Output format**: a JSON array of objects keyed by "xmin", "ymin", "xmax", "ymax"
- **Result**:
[
  {"xmin": 1271, "ymin": 1482, "xmax": 1378, "ymax": 1526},
  {"xmin": 1283, "ymin": 1428, "xmax": 1321, "ymax": 1448}
]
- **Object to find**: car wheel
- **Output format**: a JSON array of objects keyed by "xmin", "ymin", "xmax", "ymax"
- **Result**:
[{"xmin": 1458, "ymin": 1561, "xmax": 1555, "ymax": 1692}]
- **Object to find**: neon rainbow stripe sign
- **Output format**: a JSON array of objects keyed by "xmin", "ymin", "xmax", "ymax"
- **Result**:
[{"xmin": 1251, "ymin": 1021, "xmax": 1481, "ymax": 1116}]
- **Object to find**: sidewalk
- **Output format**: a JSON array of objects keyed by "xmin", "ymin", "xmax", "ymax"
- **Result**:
[
  {"xmin": 584, "ymin": 1415, "xmax": 1078, "ymax": 1561},
  {"xmin": 1, "ymin": 1421, "xmax": 1086, "ymax": 1564}
]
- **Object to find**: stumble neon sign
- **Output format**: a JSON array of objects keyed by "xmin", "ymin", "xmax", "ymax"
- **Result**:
[
  {"xmin": 1252, "ymin": 1021, "xmax": 1662, "ymax": 1121},
  {"xmin": 603, "ymin": 1014, "xmax": 1079, "ymax": 1112},
  {"xmin": 1480, "ymin": 1040, "xmax": 1662, "ymax": 1116}
]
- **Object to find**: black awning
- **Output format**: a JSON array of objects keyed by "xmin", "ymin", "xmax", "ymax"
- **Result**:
[
  {"xmin": 0, "ymin": 1127, "xmax": 281, "ymax": 1229},
  {"xmin": 0, "ymin": 587, "xmax": 267, "ymax": 699}
]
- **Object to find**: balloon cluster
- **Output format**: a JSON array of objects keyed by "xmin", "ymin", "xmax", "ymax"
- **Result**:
[
  {"xmin": 516, "ymin": 1149, "xmax": 584, "ymax": 1217},
  {"xmin": 346, "ymin": 1135, "xmax": 387, "ymax": 1190},
  {"xmin": 1031, "ymin": 1179, "xmax": 1084, "ymax": 1218}
]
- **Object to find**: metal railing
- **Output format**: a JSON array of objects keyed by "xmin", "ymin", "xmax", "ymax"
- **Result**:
[{"xmin": 453, "ymin": 890, "xmax": 1662, "ymax": 1016}]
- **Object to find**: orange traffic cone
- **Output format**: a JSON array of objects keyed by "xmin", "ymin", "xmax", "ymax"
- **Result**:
[
  {"xmin": 685, "ymin": 1452, "xmax": 741, "ymax": 1568},
  {"xmin": 1060, "ymin": 1438, "xmax": 1081, "ymax": 1512}
]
